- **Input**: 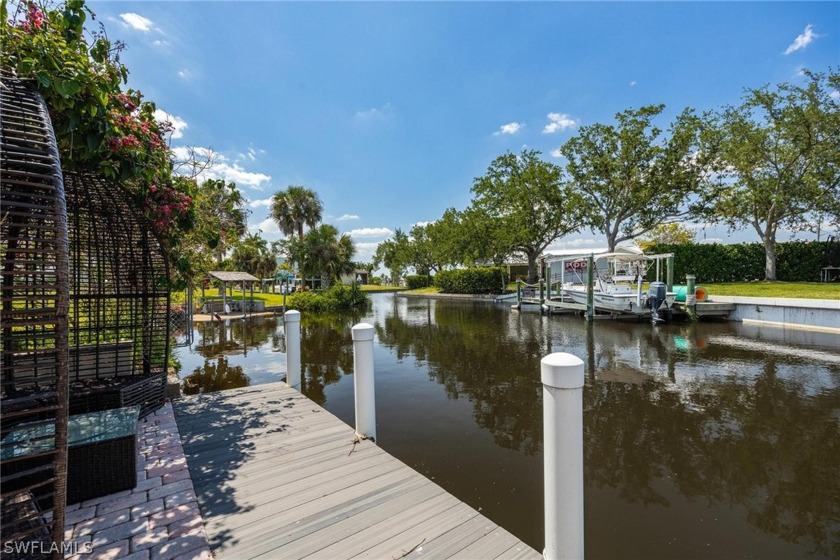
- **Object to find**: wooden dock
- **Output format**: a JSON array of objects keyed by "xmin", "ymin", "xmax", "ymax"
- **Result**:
[{"xmin": 172, "ymin": 383, "xmax": 541, "ymax": 559}]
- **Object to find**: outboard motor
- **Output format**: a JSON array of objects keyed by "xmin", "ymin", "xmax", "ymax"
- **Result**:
[{"xmin": 648, "ymin": 281, "xmax": 667, "ymax": 324}]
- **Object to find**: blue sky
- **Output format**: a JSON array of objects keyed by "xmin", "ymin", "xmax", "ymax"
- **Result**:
[{"xmin": 91, "ymin": 1, "xmax": 839, "ymax": 262}]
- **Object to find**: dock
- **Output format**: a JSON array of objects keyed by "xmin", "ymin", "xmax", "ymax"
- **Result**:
[{"xmin": 172, "ymin": 383, "xmax": 541, "ymax": 559}]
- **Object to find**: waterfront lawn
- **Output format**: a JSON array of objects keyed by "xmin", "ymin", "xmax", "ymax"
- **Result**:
[
  {"xmin": 703, "ymin": 282, "xmax": 839, "ymax": 299},
  {"xmin": 402, "ymin": 282, "xmax": 839, "ymax": 300},
  {"xmin": 359, "ymin": 285, "xmax": 403, "ymax": 292}
]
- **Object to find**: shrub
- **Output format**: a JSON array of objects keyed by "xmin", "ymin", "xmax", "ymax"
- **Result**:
[
  {"xmin": 405, "ymin": 275, "xmax": 432, "ymax": 290},
  {"xmin": 285, "ymin": 284, "xmax": 368, "ymax": 311},
  {"xmin": 434, "ymin": 267, "xmax": 507, "ymax": 294},
  {"xmin": 645, "ymin": 240, "xmax": 830, "ymax": 282}
]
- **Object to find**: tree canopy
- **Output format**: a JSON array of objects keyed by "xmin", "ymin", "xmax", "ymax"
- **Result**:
[
  {"xmin": 271, "ymin": 185, "xmax": 324, "ymax": 240},
  {"xmin": 699, "ymin": 69, "xmax": 840, "ymax": 280},
  {"xmin": 288, "ymin": 224, "xmax": 355, "ymax": 288},
  {"xmin": 560, "ymin": 104, "xmax": 711, "ymax": 252},
  {"xmin": 471, "ymin": 149, "xmax": 581, "ymax": 282}
]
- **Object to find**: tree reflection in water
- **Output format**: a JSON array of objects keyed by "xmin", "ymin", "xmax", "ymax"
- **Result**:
[
  {"xmin": 182, "ymin": 355, "xmax": 249, "ymax": 395},
  {"xmin": 368, "ymin": 297, "xmax": 840, "ymax": 557},
  {"xmin": 176, "ymin": 295, "xmax": 840, "ymax": 556}
]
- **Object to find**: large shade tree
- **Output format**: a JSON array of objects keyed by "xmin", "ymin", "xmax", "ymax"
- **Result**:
[
  {"xmin": 471, "ymin": 149, "xmax": 581, "ymax": 282},
  {"xmin": 271, "ymin": 185, "xmax": 324, "ymax": 240},
  {"xmin": 560, "ymin": 104, "xmax": 711, "ymax": 252},
  {"xmin": 373, "ymin": 229, "xmax": 410, "ymax": 285},
  {"xmin": 699, "ymin": 70, "xmax": 840, "ymax": 280}
]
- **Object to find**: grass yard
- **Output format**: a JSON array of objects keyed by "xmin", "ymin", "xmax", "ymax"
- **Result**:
[
  {"xmin": 702, "ymin": 282, "xmax": 840, "ymax": 299},
  {"xmin": 359, "ymin": 285, "xmax": 403, "ymax": 292},
  {"xmin": 173, "ymin": 281, "xmax": 838, "ymax": 306}
]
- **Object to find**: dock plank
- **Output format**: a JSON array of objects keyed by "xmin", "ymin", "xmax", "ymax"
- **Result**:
[{"xmin": 173, "ymin": 382, "xmax": 540, "ymax": 559}]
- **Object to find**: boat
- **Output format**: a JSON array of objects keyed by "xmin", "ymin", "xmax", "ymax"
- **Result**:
[{"xmin": 543, "ymin": 247, "xmax": 675, "ymax": 320}]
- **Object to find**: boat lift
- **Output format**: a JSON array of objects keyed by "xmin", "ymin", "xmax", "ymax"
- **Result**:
[{"xmin": 515, "ymin": 247, "xmax": 675, "ymax": 321}]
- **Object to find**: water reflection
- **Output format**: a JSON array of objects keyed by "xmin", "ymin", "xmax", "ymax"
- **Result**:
[
  {"xmin": 175, "ymin": 294, "xmax": 840, "ymax": 557},
  {"xmin": 182, "ymin": 356, "xmax": 249, "ymax": 395},
  {"xmin": 299, "ymin": 313, "xmax": 358, "ymax": 405},
  {"xmin": 364, "ymin": 296, "xmax": 840, "ymax": 557}
]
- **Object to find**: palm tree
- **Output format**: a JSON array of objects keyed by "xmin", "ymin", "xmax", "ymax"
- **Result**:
[
  {"xmin": 291, "ymin": 225, "xmax": 356, "ymax": 289},
  {"xmin": 230, "ymin": 232, "xmax": 276, "ymax": 280},
  {"xmin": 270, "ymin": 185, "xmax": 323, "ymax": 241}
]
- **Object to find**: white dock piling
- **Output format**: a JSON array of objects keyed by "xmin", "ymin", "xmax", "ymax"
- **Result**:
[
  {"xmin": 284, "ymin": 310, "xmax": 301, "ymax": 390},
  {"xmin": 542, "ymin": 352, "xmax": 584, "ymax": 560},
  {"xmin": 352, "ymin": 322, "xmax": 376, "ymax": 442}
]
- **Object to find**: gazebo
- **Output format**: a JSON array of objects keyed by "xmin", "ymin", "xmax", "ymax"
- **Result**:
[{"xmin": 207, "ymin": 271, "xmax": 260, "ymax": 315}]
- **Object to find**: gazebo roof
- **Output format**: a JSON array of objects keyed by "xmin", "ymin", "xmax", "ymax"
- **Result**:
[{"xmin": 209, "ymin": 271, "xmax": 260, "ymax": 282}]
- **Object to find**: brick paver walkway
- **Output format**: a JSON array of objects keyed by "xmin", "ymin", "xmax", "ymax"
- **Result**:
[{"xmin": 64, "ymin": 402, "xmax": 212, "ymax": 560}]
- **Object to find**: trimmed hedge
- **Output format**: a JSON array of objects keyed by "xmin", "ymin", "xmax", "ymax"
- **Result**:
[
  {"xmin": 406, "ymin": 274, "xmax": 432, "ymax": 290},
  {"xmin": 645, "ymin": 240, "xmax": 832, "ymax": 282},
  {"xmin": 434, "ymin": 267, "xmax": 508, "ymax": 294}
]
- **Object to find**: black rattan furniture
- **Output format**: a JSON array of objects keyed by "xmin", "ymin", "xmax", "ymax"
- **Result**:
[
  {"xmin": 3, "ymin": 73, "xmax": 171, "ymax": 556},
  {"xmin": 63, "ymin": 169, "xmax": 170, "ymax": 417},
  {"xmin": 1, "ymin": 75, "xmax": 70, "ymax": 558},
  {"xmin": 1, "ymin": 405, "xmax": 139, "ymax": 505}
]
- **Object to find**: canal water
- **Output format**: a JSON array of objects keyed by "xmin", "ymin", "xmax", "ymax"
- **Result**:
[{"xmin": 174, "ymin": 292, "xmax": 840, "ymax": 559}]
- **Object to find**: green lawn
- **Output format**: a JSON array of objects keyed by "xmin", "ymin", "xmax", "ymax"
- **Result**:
[
  {"xmin": 702, "ymin": 282, "xmax": 839, "ymax": 299},
  {"xmin": 175, "ymin": 281, "xmax": 838, "ymax": 306},
  {"xmin": 404, "ymin": 282, "xmax": 839, "ymax": 299},
  {"xmin": 359, "ymin": 285, "xmax": 403, "ymax": 292}
]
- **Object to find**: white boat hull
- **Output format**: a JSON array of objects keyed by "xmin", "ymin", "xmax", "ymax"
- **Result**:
[{"xmin": 564, "ymin": 287, "xmax": 674, "ymax": 315}]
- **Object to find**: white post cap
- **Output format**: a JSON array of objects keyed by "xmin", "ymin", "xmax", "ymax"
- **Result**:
[
  {"xmin": 351, "ymin": 322, "xmax": 375, "ymax": 341},
  {"xmin": 541, "ymin": 353, "xmax": 584, "ymax": 389},
  {"xmin": 284, "ymin": 310, "xmax": 301, "ymax": 322}
]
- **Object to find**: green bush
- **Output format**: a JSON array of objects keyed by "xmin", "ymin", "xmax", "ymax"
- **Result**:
[
  {"xmin": 286, "ymin": 284, "xmax": 369, "ymax": 311},
  {"xmin": 406, "ymin": 275, "xmax": 432, "ymax": 289},
  {"xmin": 645, "ymin": 240, "xmax": 830, "ymax": 282},
  {"xmin": 434, "ymin": 267, "xmax": 507, "ymax": 294}
]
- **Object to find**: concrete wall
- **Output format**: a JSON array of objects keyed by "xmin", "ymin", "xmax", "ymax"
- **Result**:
[{"xmin": 711, "ymin": 296, "xmax": 840, "ymax": 334}]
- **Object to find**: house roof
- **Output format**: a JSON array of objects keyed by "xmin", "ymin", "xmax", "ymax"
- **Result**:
[{"xmin": 208, "ymin": 271, "xmax": 260, "ymax": 282}]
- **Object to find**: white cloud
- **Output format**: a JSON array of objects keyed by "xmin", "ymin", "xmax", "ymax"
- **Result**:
[
  {"xmin": 177, "ymin": 69, "xmax": 191, "ymax": 79},
  {"xmin": 152, "ymin": 40, "xmax": 170, "ymax": 48},
  {"xmin": 171, "ymin": 146, "xmax": 214, "ymax": 161},
  {"xmin": 347, "ymin": 227, "xmax": 393, "ymax": 238},
  {"xmin": 354, "ymin": 103, "xmax": 394, "ymax": 122},
  {"xmin": 244, "ymin": 147, "xmax": 260, "ymax": 162},
  {"xmin": 248, "ymin": 198, "xmax": 273, "ymax": 209},
  {"xmin": 784, "ymin": 24, "xmax": 818, "ymax": 55},
  {"xmin": 172, "ymin": 146, "xmax": 271, "ymax": 189},
  {"xmin": 830, "ymin": 90, "xmax": 839, "ymax": 100},
  {"xmin": 412, "ymin": 221, "xmax": 433, "ymax": 228},
  {"xmin": 353, "ymin": 242, "xmax": 380, "ymax": 263},
  {"xmin": 153, "ymin": 109, "xmax": 188, "ymax": 140},
  {"xmin": 494, "ymin": 122, "xmax": 523, "ymax": 136},
  {"xmin": 204, "ymin": 163, "xmax": 271, "ymax": 190},
  {"xmin": 629, "ymin": 80, "xmax": 637, "ymax": 87},
  {"xmin": 543, "ymin": 113, "xmax": 578, "ymax": 134},
  {"xmin": 550, "ymin": 148, "xmax": 563, "ymax": 158},
  {"xmin": 699, "ymin": 238, "xmax": 723, "ymax": 245},
  {"xmin": 119, "ymin": 13, "xmax": 153, "ymax": 32},
  {"xmin": 336, "ymin": 214, "xmax": 360, "ymax": 222},
  {"xmin": 253, "ymin": 217, "xmax": 280, "ymax": 235}
]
